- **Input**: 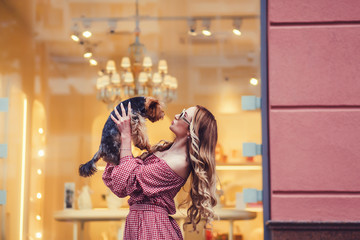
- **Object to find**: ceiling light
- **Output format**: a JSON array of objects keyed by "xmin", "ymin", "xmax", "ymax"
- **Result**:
[
  {"xmin": 202, "ymin": 29, "xmax": 212, "ymax": 36},
  {"xmin": 38, "ymin": 149, "xmax": 45, "ymax": 157},
  {"xmin": 83, "ymin": 49, "xmax": 92, "ymax": 58},
  {"xmin": 187, "ymin": 19, "xmax": 197, "ymax": 36},
  {"xmin": 70, "ymin": 34, "xmax": 80, "ymax": 42},
  {"xmin": 36, "ymin": 193, "xmax": 42, "ymax": 199},
  {"xmin": 108, "ymin": 20, "xmax": 117, "ymax": 34},
  {"xmin": 202, "ymin": 19, "xmax": 212, "ymax": 36},
  {"xmin": 82, "ymin": 30, "xmax": 92, "ymax": 38},
  {"xmin": 233, "ymin": 19, "xmax": 242, "ymax": 36},
  {"xmin": 96, "ymin": 1, "xmax": 178, "ymax": 107},
  {"xmin": 82, "ymin": 19, "xmax": 92, "ymax": 38},
  {"xmin": 89, "ymin": 59, "xmax": 98, "ymax": 66},
  {"xmin": 233, "ymin": 28, "xmax": 241, "ymax": 36},
  {"xmin": 250, "ymin": 78, "xmax": 258, "ymax": 85},
  {"xmin": 70, "ymin": 23, "xmax": 81, "ymax": 42}
]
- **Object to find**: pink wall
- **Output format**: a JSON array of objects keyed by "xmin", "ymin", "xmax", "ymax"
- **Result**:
[{"xmin": 268, "ymin": 0, "xmax": 360, "ymax": 221}]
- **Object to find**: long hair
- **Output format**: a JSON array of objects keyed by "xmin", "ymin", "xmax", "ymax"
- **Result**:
[
  {"xmin": 139, "ymin": 106, "xmax": 218, "ymax": 231},
  {"xmin": 184, "ymin": 105, "xmax": 218, "ymax": 231}
]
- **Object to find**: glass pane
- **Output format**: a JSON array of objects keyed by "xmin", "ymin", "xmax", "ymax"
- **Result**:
[{"xmin": 0, "ymin": 0, "xmax": 262, "ymax": 239}]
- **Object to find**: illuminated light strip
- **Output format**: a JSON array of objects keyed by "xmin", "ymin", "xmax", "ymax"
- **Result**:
[
  {"xmin": 97, "ymin": 165, "xmax": 262, "ymax": 171},
  {"xmin": 216, "ymin": 165, "xmax": 262, "ymax": 171},
  {"xmin": 20, "ymin": 98, "xmax": 27, "ymax": 240}
]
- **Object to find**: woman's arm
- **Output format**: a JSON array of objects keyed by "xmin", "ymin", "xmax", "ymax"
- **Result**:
[
  {"xmin": 102, "ymin": 155, "xmax": 184, "ymax": 198},
  {"xmin": 111, "ymin": 102, "xmax": 132, "ymax": 158}
]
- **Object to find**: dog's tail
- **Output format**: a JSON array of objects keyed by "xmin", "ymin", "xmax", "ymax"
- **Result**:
[{"xmin": 79, "ymin": 151, "xmax": 101, "ymax": 177}]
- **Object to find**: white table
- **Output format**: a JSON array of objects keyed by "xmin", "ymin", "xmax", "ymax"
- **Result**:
[{"xmin": 54, "ymin": 208, "xmax": 256, "ymax": 240}]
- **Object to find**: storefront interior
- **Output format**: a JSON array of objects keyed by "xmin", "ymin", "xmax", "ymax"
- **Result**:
[{"xmin": 0, "ymin": 0, "xmax": 262, "ymax": 239}]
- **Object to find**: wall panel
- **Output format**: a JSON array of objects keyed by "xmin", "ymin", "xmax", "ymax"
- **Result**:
[
  {"xmin": 269, "ymin": 26, "xmax": 360, "ymax": 106},
  {"xmin": 269, "ymin": 0, "xmax": 360, "ymax": 23}
]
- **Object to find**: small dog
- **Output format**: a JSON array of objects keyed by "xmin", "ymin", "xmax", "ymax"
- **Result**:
[{"xmin": 79, "ymin": 96, "xmax": 165, "ymax": 177}]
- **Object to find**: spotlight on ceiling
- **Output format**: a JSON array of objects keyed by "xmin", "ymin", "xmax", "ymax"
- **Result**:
[
  {"xmin": 70, "ymin": 23, "xmax": 80, "ymax": 42},
  {"xmin": 250, "ymin": 77, "xmax": 258, "ymax": 86},
  {"xmin": 83, "ymin": 48, "xmax": 92, "ymax": 58},
  {"xmin": 82, "ymin": 19, "xmax": 92, "ymax": 38},
  {"xmin": 89, "ymin": 59, "xmax": 98, "ymax": 66},
  {"xmin": 108, "ymin": 20, "xmax": 117, "ymax": 34},
  {"xmin": 201, "ymin": 19, "xmax": 212, "ymax": 36},
  {"xmin": 187, "ymin": 19, "xmax": 197, "ymax": 36},
  {"xmin": 232, "ymin": 19, "xmax": 242, "ymax": 36}
]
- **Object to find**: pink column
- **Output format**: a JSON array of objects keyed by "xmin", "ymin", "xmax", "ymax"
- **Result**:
[{"xmin": 268, "ymin": 0, "xmax": 360, "ymax": 221}]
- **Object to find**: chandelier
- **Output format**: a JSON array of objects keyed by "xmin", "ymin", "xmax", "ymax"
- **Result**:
[{"xmin": 96, "ymin": 1, "xmax": 178, "ymax": 107}]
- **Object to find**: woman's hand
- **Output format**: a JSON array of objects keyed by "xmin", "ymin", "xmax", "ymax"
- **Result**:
[{"xmin": 111, "ymin": 102, "xmax": 132, "ymax": 138}]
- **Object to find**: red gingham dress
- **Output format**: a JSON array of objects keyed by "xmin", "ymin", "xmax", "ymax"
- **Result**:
[{"xmin": 102, "ymin": 154, "xmax": 187, "ymax": 240}]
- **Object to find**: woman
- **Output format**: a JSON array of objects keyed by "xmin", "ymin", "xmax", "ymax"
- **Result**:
[{"xmin": 102, "ymin": 102, "xmax": 218, "ymax": 239}]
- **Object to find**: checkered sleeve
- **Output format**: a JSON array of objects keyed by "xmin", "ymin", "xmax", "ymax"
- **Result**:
[{"xmin": 102, "ymin": 155, "xmax": 183, "ymax": 198}]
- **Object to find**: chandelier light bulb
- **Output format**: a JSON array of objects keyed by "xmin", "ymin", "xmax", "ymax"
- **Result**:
[
  {"xmin": 121, "ymin": 57, "xmax": 131, "ymax": 68},
  {"xmin": 158, "ymin": 60, "xmax": 168, "ymax": 74},
  {"xmin": 35, "ymin": 232, "xmax": 42, "ymax": 239},
  {"xmin": 142, "ymin": 57, "xmax": 152, "ymax": 68},
  {"xmin": 163, "ymin": 75, "xmax": 172, "ymax": 87},
  {"xmin": 152, "ymin": 72, "xmax": 162, "ymax": 84},
  {"xmin": 171, "ymin": 77, "xmax": 178, "ymax": 89},
  {"xmin": 82, "ymin": 30, "xmax": 92, "ymax": 38},
  {"xmin": 138, "ymin": 72, "xmax": 148, "ymax": 83},
  {"xmin": 36, "ymin": 193, "xmax": 42, "ymax": 199},
  {"xmin": 124, "ymin": 72, "xmax": 134, "ymax": 83},
  {"xmin": 37, "ymin": 169, "xmax": 42, "ymax": 175},
  {"xmin": 111, "ymin": 73, "xmax": 121, "ymax": 84},
  {"xmin": 89, "ymin": 59, "xmax": 98, "ymax": 66},
  {"xmin": 250, "ymin": 77, "xmax": 259, "ymax": 86},
  {"xmin": 70, "ymin": 34, "xmax": 80, "ymax": 42},
  {"xmin": 36, "ymin": 215, "xmax": 41, "ymax": 221},
  {"xmin": 38, "ymin": 128, "xmax": 44, "ymax": 134},
  {"xmin": 103, "ymin": 75, "xmax": 110, "ymax": 86},
  {"xmin": 106, "ymin": 60, "xmax": 116, "ymax": 73},
  {"xmin": 97, "ymin": 76, "xmax": 108, "ymax": 89}
]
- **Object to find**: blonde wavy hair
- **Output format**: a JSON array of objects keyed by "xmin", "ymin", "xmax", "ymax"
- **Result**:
[{"xmin": 139, "ymin": 105, "xmax": 218, "ymax": 231}]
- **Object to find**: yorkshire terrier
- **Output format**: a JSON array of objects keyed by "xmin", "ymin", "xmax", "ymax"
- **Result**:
[{"xmin": 79, "ymin": 96, "xmax": 165, "ymax": 177}]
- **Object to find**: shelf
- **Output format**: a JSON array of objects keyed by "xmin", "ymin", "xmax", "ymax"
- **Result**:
[
  {"xmin": 216, "ymin": 163, "xmax": 262, "ymax": 171},
  {"xmin": 54, "ymin": 208, "xmax": 257, "ymax": 222}
]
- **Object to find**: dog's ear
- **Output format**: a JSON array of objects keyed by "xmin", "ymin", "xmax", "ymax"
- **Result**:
[{"xmin": 145, "ymin": 97, "xmax": 165, "ymax": 122}]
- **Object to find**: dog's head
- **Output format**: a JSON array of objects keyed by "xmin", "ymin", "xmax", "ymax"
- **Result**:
[{"xmin": 144, "ymin": 97, "xmax": 165, "ymax": 122}]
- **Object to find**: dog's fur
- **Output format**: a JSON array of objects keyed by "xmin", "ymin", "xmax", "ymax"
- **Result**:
[{"xmin": 79, "ymin": 96, "xmax": 164, "ymax": 177}]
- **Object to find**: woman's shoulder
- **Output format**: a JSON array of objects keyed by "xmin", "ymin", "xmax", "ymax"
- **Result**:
[{"xmin": 162, "ymin": 154, "xmax": 190, "ymax": 180}]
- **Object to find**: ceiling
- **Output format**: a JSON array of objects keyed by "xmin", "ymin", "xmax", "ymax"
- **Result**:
[
  {"xmin": 2, "ymin": 0, "xmax": 261, "ymax": 98},
  {"xmin": 4, "ymin": 0, "xmax": 260, "ymax": 60}
]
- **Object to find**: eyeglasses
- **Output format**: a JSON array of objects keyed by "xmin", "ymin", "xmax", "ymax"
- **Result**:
[{"xmin": 179, "ymin": 109, "xmax": 190, "ymax": 125}]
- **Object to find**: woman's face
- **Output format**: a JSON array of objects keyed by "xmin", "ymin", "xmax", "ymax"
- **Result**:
[{"xmin": 170, "ymin": 106, "xmax": 197, "ymax": 138}]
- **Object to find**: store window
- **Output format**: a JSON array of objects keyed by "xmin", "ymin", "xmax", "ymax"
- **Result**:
[{"xmin": 0, "ymin": 0, "xmax": 263, "ymax": 239}]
